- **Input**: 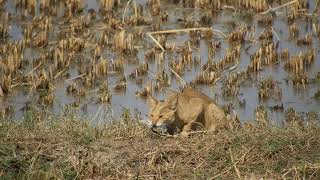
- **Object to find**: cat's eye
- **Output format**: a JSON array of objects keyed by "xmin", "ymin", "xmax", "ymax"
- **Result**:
[
  {"xmin": 159, "ymin": 115, "xmax": 163, "ymax": 118},
  {"xmin": 169, "ymin": 106, "xmax": 175, "ymax": 110},
  {"xmin": 150, "ymin": 114, "xmax": 153, "ymax": 117}
]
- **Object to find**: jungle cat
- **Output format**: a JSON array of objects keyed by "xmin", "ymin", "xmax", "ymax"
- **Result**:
[{"xmin": 147, "ymin": 87, "xmax": 235, "ymax": 136}]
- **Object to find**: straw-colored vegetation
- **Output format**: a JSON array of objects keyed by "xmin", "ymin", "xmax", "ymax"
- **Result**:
[
  {"xmin": 1, "ymin": 110, "xmax": 320, "ymax": 179},
  {"xmin": 0, "ymin": 0, "xmax": 320, "ymax": 179}
]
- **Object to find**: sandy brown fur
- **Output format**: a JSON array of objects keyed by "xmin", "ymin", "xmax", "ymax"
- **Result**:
[{"xmin": 147, "ymin": 87, "xmax": 232, "ymax": 136}]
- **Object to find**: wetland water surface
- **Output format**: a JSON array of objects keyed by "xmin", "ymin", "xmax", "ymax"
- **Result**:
[{"xmin": 0, "ymin": 0, "xmax": 319, "ymax": 125}]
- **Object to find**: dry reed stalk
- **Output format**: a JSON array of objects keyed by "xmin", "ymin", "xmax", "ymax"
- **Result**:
[
  {"xmin": 229, "ymin": 148, "xmax": 241, "ymax": 179},
  {"xmin": 148, "ymin": 71, "xmax": 163, "ymax": 81},
  {"xmin": 168, "ymin": 66, "xmax": 187, "ymax": 88},
  {"xmin": 65, "ymin": 74, "xmax": 85, "ymax": 82},
  {"xmin": 149, "ymin": 27, "xmax": 211, "ymax": 35},
  {"xmin": 147, "ymin": 33, "xmax": 165, "ymax": 51},
  {"xmin": 147, "ymin": 27, "xmax": 226, "ymax": 51},
  {"xmin": 271, "ymin": 27, "xmax": 280, "ymax": 41},
  {"xmin": 259, "ymin": 0, "xmax": 298, "ymax": 15},
  {"xmin": 122, "ymin": 0, "xmax": 132, "ymax": 22},
  {"xmin": 209, "ymin": 168, "xmax": 232, "ymax": 179},
  {"xmin": 0, "ymin": 85, "xmax": 3, "ymax": 96},
  {"xmin": 25, "ymin": 63, "xmax": 42, "ymax": 77},
  {"xmin": 54, "ymin": 68, "xmax": 67, "ymax": 80},
  {"xmin": 225, "ymin": 58, "xmax": 239, "ymax": 72},
  {"xmin": 10, "ymin": 83, "xmax": 33, "ymax": 89},
  {"xmin": 87, "ymin": 88, "xmax": 99, "ymax": 94}
]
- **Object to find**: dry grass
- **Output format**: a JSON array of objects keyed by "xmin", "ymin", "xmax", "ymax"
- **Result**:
[{"xmin": 0, "ymin": 111, "xmax": 320, "ymax": 179}]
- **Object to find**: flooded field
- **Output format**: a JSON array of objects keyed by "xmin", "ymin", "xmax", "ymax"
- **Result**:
[{"xmin": 0, "ymin": 0, "xmax": 319, "ymax": 125}]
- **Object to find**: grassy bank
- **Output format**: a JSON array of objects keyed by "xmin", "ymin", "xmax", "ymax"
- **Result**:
[{"xmin": 0, "ymin": 112, "xmax": 320, "ymax": 179}]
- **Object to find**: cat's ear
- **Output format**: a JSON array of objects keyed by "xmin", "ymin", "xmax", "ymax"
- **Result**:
[
  {"xmin": 166, "ymin": 94, "xmax": 178, "ymax": 111},
  {"xmin": 147, "ymin": 93, "xmax": 158, "ymax": 109}
]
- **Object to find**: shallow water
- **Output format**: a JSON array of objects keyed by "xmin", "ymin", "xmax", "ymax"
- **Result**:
[{"xmin": 0, "ymin": 0, "xmax": 319, "ymax": 124}]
